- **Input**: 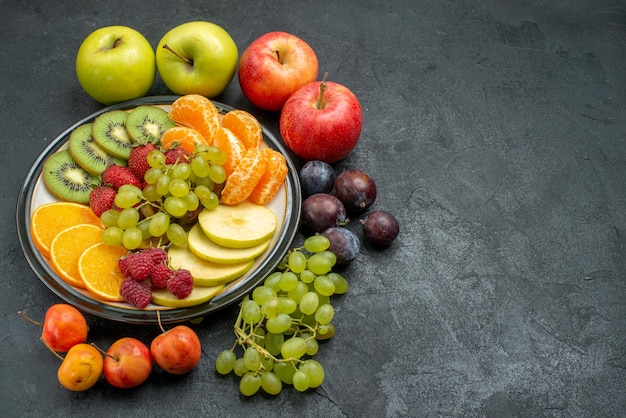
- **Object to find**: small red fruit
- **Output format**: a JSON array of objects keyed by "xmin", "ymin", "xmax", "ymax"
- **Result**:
[
  {"xmin": 103, "ymin": 337, "xmax": 152, "ymax": 389},
  {"xmin": 102, "ymin": 165, "xmax": 142, "ymax": 190},
  {"xmin": 89, "ymin": 186, "xmax": 117, "ymax": 217},
  {"xmin": 20, "ymin": 304, "xmax": 89, "ymax": 353},
  {"xmin": 57, "ymin": 343, "xmax": 103, "ymax": 391},
  {"xmin": 128, "ymin": 143, "xmax": 156, "ymax": 180},
  {"xmin": 150, "ymin": 324, "xmax": 201, "ymax": 375}
]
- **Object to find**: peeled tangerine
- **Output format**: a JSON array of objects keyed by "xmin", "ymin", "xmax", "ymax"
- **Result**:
[{"xmin": 57, "ymin": 343, "xmax": 103, "ymax": 391}]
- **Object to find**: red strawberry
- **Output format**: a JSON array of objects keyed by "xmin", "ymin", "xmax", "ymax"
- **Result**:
[
  {"xmin": 89, "ymin": 186, "xmax": 117, "ymax": 217},
  {"xmin": 165, "ymin": 147, "xmax": 190, "ymax": 165},
  {"xmin": 101, "ymin": 165, "xmax": 142, "ymax": 190},
  {"xmin": 128, "ymin": 143, "xmax": 156, "ymax": 181}
]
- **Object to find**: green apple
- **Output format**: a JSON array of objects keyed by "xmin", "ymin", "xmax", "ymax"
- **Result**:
[
  {"xmin": 187, "ymin": 223, "xmax": 271, "ymax": 264},
  {"xmin": 75, "ymin": 26, "xmax": 156, "ymax": 105},
  {"xmin": 151, "ymin": 284, "xmax": 224, "ymax": 308},
  {"xmin": 156, "ymin": 21, "xmax": 238, "ymax": 98}
]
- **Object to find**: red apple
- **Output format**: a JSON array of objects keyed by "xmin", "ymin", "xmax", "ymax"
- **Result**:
[
  {"xmin": 280, "ymin": 78, "xmax": 362, "ymax": 163},
  {"xmin": 150, "ymin": 325, "xmax": 201, "ymax": 375},
  {"xmin": 103, "ymin": 337, "xmax": 152, "ymax": 389},
  {"xmin": 238, "ymin": 31, "xmax": 318, "ymax": 112}
]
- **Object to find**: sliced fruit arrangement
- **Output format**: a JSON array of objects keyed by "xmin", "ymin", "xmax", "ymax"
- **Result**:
[{"xmin": 32, "ymin": 95, "xmax": 289, "ymax": 310}]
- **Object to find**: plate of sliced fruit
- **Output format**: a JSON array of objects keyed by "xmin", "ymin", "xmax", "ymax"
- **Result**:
[{"xmin": 16, "ymin": 95, "xmax": 301, "ymax": 324}]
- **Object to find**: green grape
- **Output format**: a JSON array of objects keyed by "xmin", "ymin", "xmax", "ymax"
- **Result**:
[
  {"xmin": 252, "ymin": 286, "xmax": 275, "ymax": 305},
  {"xmin": 266, "ymin": 313, "xmax": 292, "ymax": 334},
  {"xmin": 287, "ymin": 251, "xmax": 307, "ymax": 273},
  {"xmin": 241, "ymin": 299, "xmax": 262, "ymax": 324},
  {"xmin": 148, "ymin": 211, "xmax": 170, "ymax": 237},
  {"xmin": 299, "ymin": 292, "xmax": 319, "ymax": 315},
  {"xmin": 253, "ymin": 328, "xmax": 266, "ymax": 347},
  {"xmin": 287, "ymin": 282, "xmax": 308, "ymax": 304},
  {"xmin": 273, "ymin": 361, "xmax": 296, "ymax": 384},
  {"xmin": 166, "ymin": 223, "xmax": 187, "ymax": 246},
  {"xmin": 316, "ymin": 323, "xmax": 335, "ymax": 340},
  {"xmin": 137, "ymin": 220, "xmax": 152, "ymax": 240},
  {"xmin": 191, "ymin": 155, "xmax": 210, "ymax": 178},
  {"xmin": 260, "ymin": 371, "xmax": 282, "ymax": 395},
  {"xmin": 299, "ymin": 359, "xmax": 325, "ymax": 388},
  {"xmin": 102, "ymin": 226, "xmax": 123, "ymax": 246},
  {"xmin": 315, "ymin": 304, "xmax": 334, "ymax": 325},
  {"xmin": 100, "ymin": 209, "xmax": 120, "ymax": 228},
  {"xmin": 114, "ymin": 189, "xmax": 141, "ymax": 209},
  {"xmin": 299, "ymin": 269, "xmax": 316, "ymax": 284},
  {"xmin": 117, "ymin": 207, "xmax": 140, "ymax": 229},
  {"xmin": 303, "ymin": 235, "xmax": 330, "ymax": 253},
  {"xmin": 307, "ymin": 253, "xmax": 333, "ymax": 275},
  {"xmin": 206, "ymin": 146, "xmax": 228, "ymax": 165},
  {"xmin": 261, "ymin": 297, "xmax": 281, "ymax": 319},
  {"xmin": 233, "ymin": 357, "xmax": 248, "ymax": 377},
  {"xmin": 314, "ymin": 275, "xmax": 336, "ymax": 296},
  {"xmin": 193, "ymin": 174, "xmax": 214, "ymax": 189},
  {"xmin": 316, "ymin": 293, "xmax": 331, "ymax": 307},
  {"xmin": 318, "ymin": 250, "xmax": 337, "ymax": 266},
  {"xmin": 278, "ymin": 271, "xmax": 298, "ymax": 292},
  {"xmin": 142, "ymin": 184, "xmax": 161, "ymax": 202},
  {"xmin": 144, "ymin": 167, "xmax": 162, "ymax": 184},
  {"xmin": 118, "ymin": 184, "xmax": 142, "ymax": 195},
  {"xmin": 304, "ymin": 335, "xmax": 319, "ymax": 356},
  {"xmin": 292, "ymin": 370, "xmax": 310, "ymax": 392},
  {"xmin": 260, "ymin": 355, "xmax": 273, "ymax": 371},
  {"xmin": 278, "ymin": 296, "xmax": 297, "ymax": 315},
  {"xmin": 327, "ymin": 272, "xmax": 349, "ymax": 294},
  {"xmin": 264, "ymin": 332, "xmax": 284, "ymax": 357},
  {"xmin": 155, "ymin": 173, "xmax": 171, "ymax": 196},
  {"xmin": 208, "ymin": 164, "xmax": 227, "ymax": 184},
  {"xmin": 263, "ymin": 271, "xmax": 282, "ymax": 292},
  {"xmin": 215, "ymin": 350, "xmax": 236, "ymax": 375},
  {"xmin": 147, "ymin": 149, "xmax": 165, "ymax": 168},
  {"xmin": 122, "ymin": 227, "xmax": 142, "ymax": 250},
  {"xmin": 280, "ymin": 337, "xmax": 307, "ymax": 360},
  {"xmin": 195, "ymin": 143, "xmax": 210, "ymax": 155},
  {"xmin": 181, "ymin": 191, "xmax": 200, "ymax": 212},
  {"xmin": 240, "ymin": 372, "xmax": 261, "ymax": 396},
  {"xmin": 199, "ymin": 191, "xmax": 219, "ymax": 210},
  {"xmin": 168, "ymin": 178, "xmax": 189, "ymax": 197},
  {"xmin": 171, "ymin": 162, "xmax": 191, "ymax": 180},
  {"xmin": 163, "ymin": 196, "xmax": 187, "ymax": 217},
  {"xmin": 243, "ymin": 347, "xmax": 261, "ymax": 371}
]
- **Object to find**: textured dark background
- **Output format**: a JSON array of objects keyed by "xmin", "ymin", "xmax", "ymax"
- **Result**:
[{"xmin": 1, "ymin": 0, "xmax": 625, "ymax": 416}]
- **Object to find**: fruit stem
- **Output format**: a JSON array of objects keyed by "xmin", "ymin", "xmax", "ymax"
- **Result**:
[
  {"xmin": 273, "ymin": 49, "xmax": 282, "ymax": 64},
  {"xmin": 315, "ymin": 72, "xmax": 329, "ymax": 110},
  {"xmin": 18, "ymin": 311, "xmax": 43, "ymax": 327},
  {"xmin": 162, "ymin": 44, "xmax": 193, "ymax": 66},
  {"xmin": 157, "ymin": 310, "xmax": 166, "ymax": 334}
]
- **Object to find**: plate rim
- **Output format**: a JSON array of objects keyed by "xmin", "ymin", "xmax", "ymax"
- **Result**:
[{"xmin": 15, "ymin": 95, "xmax": 301, "ymax": 324}]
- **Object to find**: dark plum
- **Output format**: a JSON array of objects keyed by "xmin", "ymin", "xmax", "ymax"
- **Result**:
[
  {"xmin": 362, "ymin": 210, "xmax": 399, "ymax": 247},
  {"xmin": 301, "ymin": 193, "xmax": 347, "ymax": 233},
  {"xmin": 299, "ymin": 160, "xmax": 336, "ymax": 198},
  {"xmin": 334, "ymin": 169, "xmax": 377, "ymax": 213},
  {"xmin": 322, "ymin": 227, "xmax": 360, "ymax": 264}
]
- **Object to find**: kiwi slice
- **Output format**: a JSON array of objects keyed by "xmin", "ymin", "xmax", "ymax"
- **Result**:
[
  {"xmin": 42, "ymin": 149, "xmax": 100, "ymax": 204},
  {"xmin": 68, "ymin": 123, "xmax": 126, "ymax": 175},
  {"xmin": 126, "ymin": 105, "xmax": 176, "ymax": 144},
  {"xmin": 92, "ymin": 110, "xmax": 133, "ymax": 159}
]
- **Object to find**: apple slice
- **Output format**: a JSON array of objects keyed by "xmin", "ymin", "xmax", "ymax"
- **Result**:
[
  {"xmin": 151, "ymin": 284, "xmax": 224, "ymax": 308},
  {"xmin": 168, "ymin": 243, "xmax": 255, "ymax": 287},
  {"xmin": 197, "ymin": 202, "xmax": 277, "ymax": 248},
  {"xmin": 187, "ymin": 223, "xmax": 271, "ymax": 264}
]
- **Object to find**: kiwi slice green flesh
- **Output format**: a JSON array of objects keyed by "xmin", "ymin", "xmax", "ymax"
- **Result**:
[
  {"xmin": 42, "ymin": 149, "xmax": 100, "ymax": 204},
  {"xmin": 92, "ymin": 110, "xmax": 133, "ymax": 159},
  {"xmin": 126, "ymin": 105, "xmax": 176, "ymax": 144},
  {"xmin": 68, "ymin": 122, "xmax": 126, "ymax": 175}
]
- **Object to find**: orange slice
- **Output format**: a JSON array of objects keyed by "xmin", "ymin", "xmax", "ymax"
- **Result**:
[
  {"xmin": 30, "ymin": 202, "xmax": 102, "ymax": 259},
  {"xmin": 248, "ymin": 148, "xmax": 289, "ymax": 205},
  {"xmin": 220, "ymin": 148, "xmax": 267, "ymax": 205},
  {"xmin": 50, "ymin": 224, "xmax": 104, "ymax": 289},
  {"xmin": 169, "ymin": 94, "xmax": 220, "ymax": 144},
  {"xmin": 221, "ymin": 109, "xmax": 263, "ymax": 150},
  {"xmin": 212, "ymin": 126, "xmax": 246, "ymax": 177},
  {"xmin": 160, "ymin": 126, "xmax": 209, "ymax": 154},
  {"xmin": 78, "ymin": 243, "xmax": 128, "ymax": 302}
]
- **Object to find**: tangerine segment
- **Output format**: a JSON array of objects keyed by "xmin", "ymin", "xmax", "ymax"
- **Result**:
[
  {"xmin": 169, "ymin": 94, "xmax": 220, "ymax": 144},
  {"xmin": 212, "ymin": 127, "xmax": 246, "ymax": 177},
  {"xmin": 220, "ymin": 148, "xmax": 267, "ymax": 205},
  {"xmin": 160, "ymin": 126, "xmax": 209, "ymax": 154},
  {"xmin": 248, "ymin": 148, "xmax": 289, "ymax": 205},
  {"xmin": 30, "ymin": 202, "xmax": 102, "ymax": 259},
  {"xmin": 221, "ymin": 109, "xmax": 263, "ymax": 150},
  {"xmin": 78, "ymin": 243, "xmax": 128, "ymax": 302},
  {"xmin": 50, "ymin": 224, "xmax": 105, "ymax": 289}
]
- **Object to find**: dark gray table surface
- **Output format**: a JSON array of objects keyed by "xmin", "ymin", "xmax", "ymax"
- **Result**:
[{"xmin": 2, "ymin": 1, "xmax": 625, "ymax": 416}]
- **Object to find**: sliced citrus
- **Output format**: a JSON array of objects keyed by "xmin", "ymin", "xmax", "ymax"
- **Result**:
[
  {"xmin": 160, "ymin": 126, "xmax": 209, "ymax": 154},
  {"xmin": 169, "ymin": 94, "xmax": 221, "ymax": 144},
  {"xmin": 220, "ymin": 148, "xmax": 267, "ymax": 205},
  {"xmin": 30, "ymin": 202, "xmax": 102, "ymax": 259},
  {"xmin": 212, "ymin": 126, "xmax": 246, "ymax": 177},
  {"xmin": 78, "ymin": 243, "xmax": 128, "ymax": 302},
  {"xmin": 221, "ymin": 109, "xmax": 263, "ymax": 150},
  {"xmin": 248, "ymin": 148, "xmax": 289, "ymax": 205},
  {"xmin": 50, "ymin": 224, "xmax": 104, "ymax": 289}
]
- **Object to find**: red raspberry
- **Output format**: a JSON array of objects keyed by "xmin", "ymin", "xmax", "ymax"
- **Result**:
[
  {"xmin": 119, "ymin": 278, "xmax": 152, "ymax": 308},
  {"xmin": 101, "ymin": 165, "xmax": 142, "ymax": 190},
  {"xmin": 150, "ymin": 263, "xmax": 173, "ymax": 289},
  {"xmin": 165, "ymin": 147, "xmax": 189, "ymax": 165},
  {"xmin": 89, "ymin": 186, "xmax": 117, "ymax": 217},
  {"xmin": 118, "ymin": 252, "xmax": 135, "ymax": 277},
  {"xmin": 126, "ymin": 251, "xmax": 154, "ymax": 281},
  {"xmin": 128, "ymin": 143, "xmax": 156, "ymax": 181},
  {"xmin": 144, "ymin": 247, "xmax": 168, "ymax": 265},
  {"xmin": 167, "ymin": 269, "xmax": 193, "ymax": 299}
]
